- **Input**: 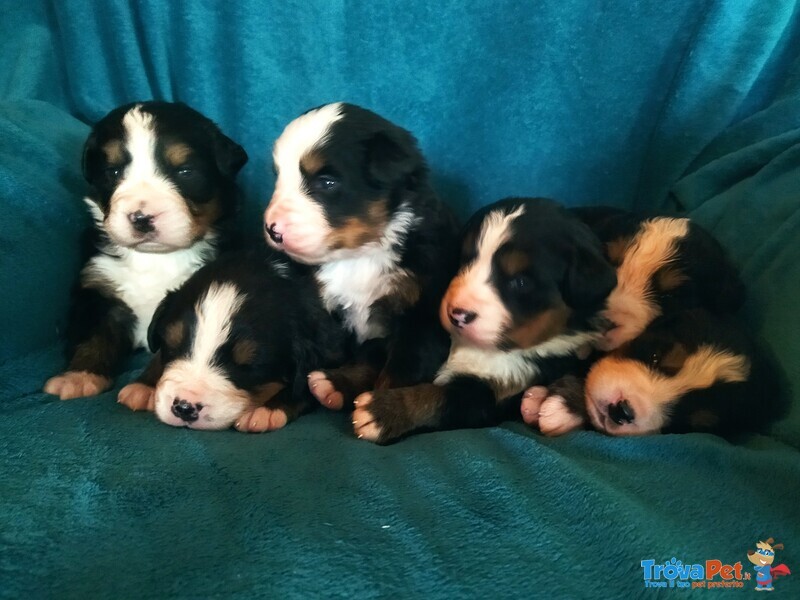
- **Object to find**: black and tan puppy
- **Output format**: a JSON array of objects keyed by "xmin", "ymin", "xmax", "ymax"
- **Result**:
[
  {"xmin": 524, "ymin": 308, "xmax": 786, "ymax": 437},
  {"xmin": 142, "ymin": 249, "xmax": 348, "ymax": 431},
  {"xmin": 263, "ymin": 102, "xmax": 459, "ymax": 410},
  {"xmin": 44, "ymin": 102, "xmax": 247, "ymax": 402},
  {"xmin": 351, "ymin": 197, "xmax": 617, "ymax": 443},
  {"xmin": 573, "ymin": 207, "xmax": 745, "ymax": 351}
]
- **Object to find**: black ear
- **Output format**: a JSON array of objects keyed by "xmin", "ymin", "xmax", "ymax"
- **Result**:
[
  {"xmin": 561, "ymin": 237, "xmax": 617, "ymax": 311},
  {"xmin": 147, "ymin": 291, "xmax": 176, "ymax": 353},
  {"xmin": 213, "ymin": 131, "xmax": 248, "ymax": 177},
  {"xmin": 81, "ymin": 131, "xmax": 99, "ymax": 183},
  {"xmin": 363, "ymin": 129, "xmax": 421, "ymax": 187}
]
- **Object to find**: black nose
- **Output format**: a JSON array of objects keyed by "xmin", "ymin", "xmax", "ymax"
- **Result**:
[
  {"xmin": 608, "ymin": 399, "xmax": 635, "ymax": 425},
  {"xmin": 171, "ymin": 398, "xmax": 201, "ymax": 422},
  {"xmin": 265, "ymin": 222, "xmax": 283, "ymax": 244},
  {"xmin": 129, "ymin": 210, "xmax": 155, "ymax": 234},
  {"xmin": 448, "ymin": 307, "xmax": 477, "ymax": 328}
]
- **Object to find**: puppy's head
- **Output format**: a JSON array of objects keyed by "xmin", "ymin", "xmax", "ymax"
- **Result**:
[
  {"xmin": 600, "ymin": 218, "xmax": 745, "ymax": 350},
  {"xmin": 440, "ymin": 198, "xmax": 616, "ymax": 350},
  {"xmin": 148, "ymin": 277, "xmax": 290, "ymax": 430},
  {"xmin": 82, "ymin": 102, "xmax": 247, "ymax": 252},
  {"xmin": 264, "ymin": 102, "xmax": 425, "ymax": 264},
  {"xmin": 585, "ymin": 310, "xmax": 751, "ymax": 436}
]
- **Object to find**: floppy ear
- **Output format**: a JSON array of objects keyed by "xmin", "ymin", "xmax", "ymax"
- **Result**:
[
  {"xmin": 81, "ymin": 131, "xmax": 99, "ymax": 183},
  {"xmin": 363, "ymin": 129, "xmax": 421, "ymax": 187},
  {"xmin": 213, "ymin": 130, "xmax": 248, "ymax": 177},
  {"xmin": 561, "ymin": 237, "xmax": 617, "ymax": 311},
  {"xmin": 773, "ymin": 543, "xmax": 784, "ymax": 551},
  {"xmin": 147, "ymin": 291, "xmax": 176, "ymax": 353}
]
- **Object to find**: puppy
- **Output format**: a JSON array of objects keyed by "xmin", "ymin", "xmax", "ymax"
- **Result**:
[
  {"xmin": 526, "ymin": 308, "xmax": 786, "ymax": 437},
  {"xmin": 264, "ymin": 102, "xmax": 459, "ymax": 410},
  {"xmin": 572, "ymin": 207, "xmax": 745, "ymax": 351},
  {"xmin": 351, "ymin": 197, "xmax": 617, "ymax": 443},
  {"xmin": 145, "ymin": 249, "xmax": 348, "ymax": 431},
  {"xmin": 44, "ymin": 102, "xmax": 247, "ymax": 402}
]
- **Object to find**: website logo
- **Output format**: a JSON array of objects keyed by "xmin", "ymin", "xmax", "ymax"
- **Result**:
[{"xmin": 747, "ymin": 538, "xmax": 791, "ymax": 592}]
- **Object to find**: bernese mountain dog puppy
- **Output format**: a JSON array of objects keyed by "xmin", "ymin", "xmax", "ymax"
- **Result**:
[
  {"xmin": 572, "ymin": 207, "xmax": 745, "ymax": 351},
  {"xmin": 263, "ymin": 103, "xmax": 459, "ymax": 411},
  {"xmin": 351, "ymin": 197, "xmax": 617, "ymax": 443},
  {"xmin": 145, "ymin": 249, "xmax": 348, "ymax": 431},
  {"xmin": 520, "ymin": 208, "xmax": 748, "ymax": 433},
  {"xmin": 43, "ymin": 102, "xmax": 247, "ymax": 402},
  {"xmin": 523, "ymin": 308, "xmax": 786, "ymax": 437}
]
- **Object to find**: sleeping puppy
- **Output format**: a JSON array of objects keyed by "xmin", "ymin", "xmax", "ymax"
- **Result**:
[
  {"xmin": 524, "ymin": 308, "xmax": 786, "ymax": 437},
  {"xmin": 572, "ymin": 207, "xmax": 745, "ymax": 351},
  {"xmin": 264, "ymin": 102, "xmax": 459, "ymax": 410},
  {"xmin": 351, "ymin": 197, "xmax": 617, "ymax": 443},
  {"xmin": 43, "ymin": 101, "xmax": 247, "ymax": 402},
  {"xmin": 142, "ymin": 249, "xmax": 348, "ymax": 431}
]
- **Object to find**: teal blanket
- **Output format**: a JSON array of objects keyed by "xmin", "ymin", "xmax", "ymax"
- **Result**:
[{"xmin": 1, "ymin": 1, "xmax": 799, "ymax": 597}]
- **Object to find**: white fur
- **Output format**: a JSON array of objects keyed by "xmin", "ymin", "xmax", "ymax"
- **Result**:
[
  {"xmin": 265, "ymin": 103, "xmax": 345, "ymax": 262},
  {"xmin": 82, "ymin": 236, "xmax": 216, "ymax": 348},
  {"xmin": 442, "ymin": 205, "xmax": 525, "ymax": 347},
  {"xmin": 154, "ymin": 282, "xmax": 251, "ymax": 430},
  {"xmin": 316, "ymin": 205, "xmax": 417, "ymax": 342},
  {"xmin": 101, "ymin": 105, "xmax": 195, "ymax": 251},
  {"xmin": 435, "ymin": 330, "xmax": 599, "ymax": 400}
]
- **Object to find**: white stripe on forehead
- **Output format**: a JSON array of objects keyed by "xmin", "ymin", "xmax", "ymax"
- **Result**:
[
  {"xmin": 466, "ymin": 204, "xmax": 526, "ymax": 281},
  {"xmin": 191, "ymin": 282, "xmax": 246, "ymax": 370},
  {"xmin": 273, "ymin": 103, "xmax": 345, "ymax": 189},
  {"xmin": 122, "ymin": 105, "xmax": 160, "ymax": 181}
]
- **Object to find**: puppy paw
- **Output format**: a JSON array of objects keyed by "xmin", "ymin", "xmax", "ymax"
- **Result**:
[
  {"xmin": 117, "ymin": 383, "xmax": 155, "ymax": 412},
  {"xmin": 520, "ymin": 386, "xmax": 549, "ymax": 426},
  {"xmin": 234, "ymin": 406, "xmax": 288, "ymax": 433},
  {"xmin": 43, "ymin": 371, "xmax": 111, "ymax": 400},
  {"xmin": 352, "ymin": 387, "xmax": 427, "ymax": 445},
  {"xmin": 308, "ymin": 371, "xmax": 345, "ymax": 410},
  {"xmin": 538, "ymin": 395, "xmax": 584, "ymax": 437}
]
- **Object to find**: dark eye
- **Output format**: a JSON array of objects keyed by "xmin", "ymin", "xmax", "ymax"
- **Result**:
[
  {"xmin": 105, "ymin": 166, "xmax": 123, "ymax": 181},
  {"xmin": 176, "ymin": 165, "xmax": 193, "ymax": 177},
  {"xmin": 508, "ymin": 275, "xmax": 532, "ymax": 291},
  {"xmin": 314, "ymin": 174, "xmax": 338, "ymax": 191}
]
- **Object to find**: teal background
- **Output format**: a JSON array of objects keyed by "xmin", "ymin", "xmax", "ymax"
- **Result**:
[{"xmin": 1, "ymin": 1, "xmax": 798, "ymax": 597}]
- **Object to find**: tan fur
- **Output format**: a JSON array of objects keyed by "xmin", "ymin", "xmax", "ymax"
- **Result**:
[
  {"xmin": 585, "ymin": 345, "xmax": 750, "ymax": 435},
  {"xmin": 299, "ymin": 150, "xmax": 324, "ymax": 174},
  {"xmin": 327, "ymin": 200, "xmax": 389, "ymax": 250},
  {"xmin": 164, "ymin": 321, "xmax": 185, "ymax": 348},
  {"xmin": 601, "ymin": 218, "xmax": 690, "ymax": 349},
  {"xmin": 504, "ymin": 305, "xmax": 570, "ymax": 349},
  {"xmin": 232, "ymin": 339, "xmax": 259, "ymax": 366},
  {"xmin": 606, "ymin": 236, "xmax": 631, "ymax": 266},
  {"xmin": 188, "ymin": 196, "xmax": 222, "ymax": 240},
  {"xmin": 103, "ymin": 140, "xmax": 124, "ymax": 164},
  {"xmin": 498, "ymin": 249, "xmax": 530, "ymax": 275},
  {"xmin": 654, "ymin": 265, "xmax": 688, "ymax": 292},
  {"xmin": 164, "ymin": 143, "xmax": 192, "ymax": 167}
]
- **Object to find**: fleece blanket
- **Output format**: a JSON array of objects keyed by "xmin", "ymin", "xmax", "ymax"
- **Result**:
[{"xmin": 1, "ymin": 1, "xmax": 799, "ymax": 597}]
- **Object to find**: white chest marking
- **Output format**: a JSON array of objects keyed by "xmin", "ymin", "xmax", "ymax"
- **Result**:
[
  {"xmin": 83, "ymin": 240, "xmax": 215, "ymax": 349},
  {"xmin": 435, "ymin": 331, "xmax": 599, "ymax": 400},
  {"xmin": 316, "ymin": 206, "xmax": 417, "ymax": 343}
]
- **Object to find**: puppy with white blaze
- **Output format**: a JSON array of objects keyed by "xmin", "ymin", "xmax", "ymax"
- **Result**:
[
  {"xmin": 571, "ymin": 206, "xmax": 745, "ymax": 351},
  {"xmin": 351, "ymin": 197, "xmax": 618, "ymax": 444},
  {"xmin": 264, "ymin": 102, "xmax": 460, "ymax": 413},
  {"xmin": 524, "ymin": 308, "xmax": 787, "ymax": 437},
  {"xmin": 43, "ymin": 102, "xmax": 247, "ymax": 404},
  {"xmin": 147, "ymin": 250, "xmax": 348, "ymax": 431}
]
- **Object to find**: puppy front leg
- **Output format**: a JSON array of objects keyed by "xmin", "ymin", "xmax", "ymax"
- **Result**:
[
  {"xmin": 521, "ymin": 374, "xmax": 587, "ymax": 436},
  {"xmin": 352, "ymin": 376, "xmax": 498, "ymax": 444},
  {"xmin": 44, "ymin": 287, "xmax": 136, "ymax": 400},
  {"xmin": 117, "ymin": 351, "xmax": 164, "ymax": 412}
]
